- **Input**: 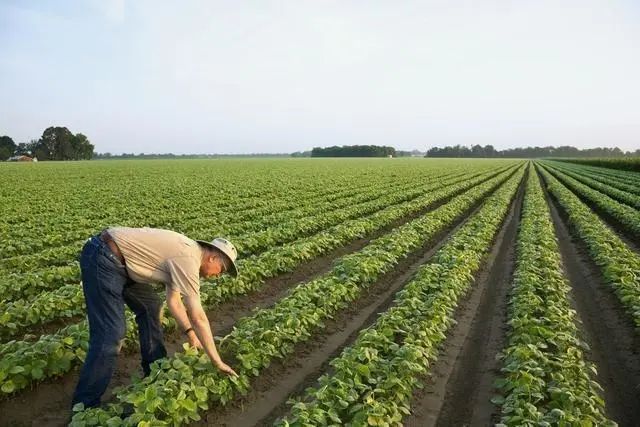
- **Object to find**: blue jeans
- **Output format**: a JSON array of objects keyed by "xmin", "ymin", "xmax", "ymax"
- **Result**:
[{"xmin": 72, "ymin": 235, "xmax": 167, "ymax": 408}]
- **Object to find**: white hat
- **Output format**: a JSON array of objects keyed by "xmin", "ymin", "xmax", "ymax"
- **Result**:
[{"xmin": 196, "ymin": 237, "xmax": 238, "ymax": 277}]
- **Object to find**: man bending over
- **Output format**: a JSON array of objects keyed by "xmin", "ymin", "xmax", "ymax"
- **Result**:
[{"xmin": 72, "ymin": 227, "xmax": 239, "ymax": 408}]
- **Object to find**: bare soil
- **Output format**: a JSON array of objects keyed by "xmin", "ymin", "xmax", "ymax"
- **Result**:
[
  {"xmin": 541, "ymin": 171, "xmax": 640, "ymax": 426},
  {"xmin": 402, "ymin": 172, "xmax": 524, "ymax": 427}
]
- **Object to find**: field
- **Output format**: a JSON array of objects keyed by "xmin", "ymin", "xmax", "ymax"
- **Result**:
[
  {"xmin": 1, "ymin": 158, "xmax": 639, "ymax": 427},
  {"xmin": 553, "ymin": 157, "xmax": 640, "ymax": 172}
]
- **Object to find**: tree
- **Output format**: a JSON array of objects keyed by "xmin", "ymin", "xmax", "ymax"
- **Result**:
[
  {"xmin": 311, "ymin": 145, "xmax": 396, "ymax": 157},
  {"xmin": 31, "ymin": 126, "xmax": 95, "ymax": 160},
  {"xmin": 471, "ymin": 144, "xmax": 484, "ymax": 157},
  {"xmin": 15, "ymin": 143, "xmax": 29, "ymax": 155},
  {"xmin": 39, "ymin": 126, "xmax": 73, "ymax": 160},
  {"xmin": 484, "ymin": 145, "xmax": 496, "ymax": 157},
  {"xmin": 0, "ymin": 135, "xmax": 16, "ymax": 160},
  {"xmin": 425, "ymin": 144, "xmax": 635, "ymax": 158},
  {"xmin": 71, "ymin": 133, "xmax": 94, "ymax": 160},
  {"xmin": 291, "ymin": 150, "xmax": 311, "ymax": 157}
]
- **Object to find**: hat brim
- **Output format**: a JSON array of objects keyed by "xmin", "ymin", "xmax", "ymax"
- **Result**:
[{"xmin": 196, "ymin": 240, "xmax": 238, "ymax": 277}]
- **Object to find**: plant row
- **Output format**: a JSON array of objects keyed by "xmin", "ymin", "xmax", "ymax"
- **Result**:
[
  {"xmin": 537, "ymin": 164, "xmax": 640, "ymax": 328},
  {"xmin": 0, "ymin": 172, "xmax": 427, "ymax": 273},
  {"xmin": 539, "ymin": 163, "xmax": 640, "ymax": 241},
  {"xmin": 542, "ymin": 161, "xmax": 640, "ymax": 210},
  {"xmin": 0, "ymin": 167, "xmax": 496, "ymax": 338},
  {"xmin": 552, "ymin": 160, "xmax": 640, "ymax": 186},
  {"xmin": 554, "ymin": 157, "xmax": 640, "ymax": 172},
  {"xmin": 494, "ymin": 166, "xmax": 612, "ymax": 425},
  {"xmin": 0, "ymin": 265, "xmax": 80, "ymax": 302},
  {"xmin": 0, "ymin": 173, "xmax": 453, "ymax": 302},
  {"xmin": 545, "ymin": 161, "xmax": 640, "ymax": 197},
  {"xmin": 276, "ymin": 163, "xmax": 523, "ymax": 426},
  {"xmin": 0, "ymin": 166, "xmax": 518, "ymax": 395},
  {"xmin": 2, "ymin": 161, "xmax": 465, "ymax": 257},
  {"xmin": 68, "ymin": 166, "xmax": 524, "ymax": 426}
]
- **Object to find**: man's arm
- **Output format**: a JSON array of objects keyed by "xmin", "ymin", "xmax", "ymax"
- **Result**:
[
  {"xmin": 165, "ymin": 288, "xmax": 201, "ymax": 348},
  {"xmin": 165, "ymin": 288, "xmax": 237, "ymax": 376}
]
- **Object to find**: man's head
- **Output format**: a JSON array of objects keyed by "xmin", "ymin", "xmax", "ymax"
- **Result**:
[
  {"xmin": 199, "ymin": 248, "xmax": 229, "ymax": 279},
  {"xmin": 196, "ymin": 237, "xmax": 238, "ymax": 279}
]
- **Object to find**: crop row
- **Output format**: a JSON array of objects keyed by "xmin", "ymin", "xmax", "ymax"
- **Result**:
[
  {"xmin": 552, "ymin": 160, "xmax": 640, "ymax": 186},
  {"xmin": 196, "ymin": 166, "xmax": 512, "ymax": 310},
  {"xmin": 1, "ymin": 181, "xmax": 270, "ymax": 257},
  {"xmin": 0, "ymin": 165, "xmax": 519, "ymax": 395},
  {"xmin": 68, "ymin": 165, "xmax": 525, "ymax": 426},
  {"xmin": 537, "ymin": 164, "xmax": 640, "ymax": 328},
  {"xmin": 277, "ymin": 162, "xmax": 524, "ymax": 426},
  {"xmin": 0, "ymin": 172, "xmax": 453, "ymax": 301},
  {"xmin": 554, "ymin": 157, "xmax": 640, "ymax": 173},
  {"xmin": 2, "ymin": 161, "xmax": 461, "ymax": 257},
  {"xmin": 494, "ymin": 166, "xmax": 611, "ymax": 425},
  {"xmin": 5, "ymin": 166, "xmax": 436, "ymax": 262},
  {"xmin": 0, "ymin": 167, "xmax": 499, "ymax": 338},
  {"xmin": 0, "ymin": 264, "xmax": 80, "ymax": 302},
  {"xmin": 0, "ymin": 175, "xmax": 427, "ymax": 299},
  {"xmin": 539, "ymin": 163, "xmax": 640, "ymax": 241},
  {"xmin": 0, "ymin": 172, "xmax": 429, "ymax": 272},
  {"xmin": 543, "ymin": 162, "xmax": 640, "ymax": 210},
  {"xmin": 545, "ymin": 161, "xmax": 640, "ymax": 197}
]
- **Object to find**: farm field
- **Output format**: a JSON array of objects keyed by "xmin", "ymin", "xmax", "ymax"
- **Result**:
[{"xmin": 1, "ymin": 158, "xmax": 639, "ymax": 427}]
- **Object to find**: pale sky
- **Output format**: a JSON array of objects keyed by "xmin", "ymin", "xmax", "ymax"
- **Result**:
[{"xmin": 1, "ymin": 0, "xmax": 639, "ymax": 154}]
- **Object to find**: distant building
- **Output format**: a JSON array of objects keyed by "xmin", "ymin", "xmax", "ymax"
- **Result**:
[{"xmin": 7, "ymin": 155, "xmax": 36, "ymax": 162}]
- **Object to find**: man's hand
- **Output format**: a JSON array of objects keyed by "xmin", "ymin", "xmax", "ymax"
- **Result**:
[
  {"xmin": 215, "ymin": 360, "xmax": 238, "ymax": 377},
  {"xmin": 187, "ymin": 332, "xmax": 203, "ymax": 349},
  {"xmin": 174, "ymin": 292, "xmax": 239, "ymax": 378}
]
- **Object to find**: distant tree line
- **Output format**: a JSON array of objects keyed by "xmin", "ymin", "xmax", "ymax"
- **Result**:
[
  {"xmin": 1, "ymin": 127, "xmax": 94, "ymax": 160},
  {"xmin": 396, "ymin": 149, "xmax": 423, "ymax": 157},
  {"xmin": 93, "ymin": 152, "xmax": 291, "ymax": 159},
  {"xmin": 292, "ymin": 148, "xmax": 422, "ymax": 158},
  {"xmin": 425, "ymin": 145, "xmax": 640, "ymax": 158},
  {"xmin": 290, "ymin": 150, "xmax": 312, "ymax": 157},
  {"xmin": 311, "ymin": 145, "xmax": 396, "ymax": 157}
]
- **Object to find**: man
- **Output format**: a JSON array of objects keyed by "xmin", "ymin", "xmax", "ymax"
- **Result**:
[{"xmin": 72, "ymin": 227, "xmax": 239, "ymax": 408}]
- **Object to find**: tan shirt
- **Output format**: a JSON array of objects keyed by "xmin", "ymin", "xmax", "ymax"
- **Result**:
[{"xmin": 108, "ymin": 227, "xmax": 203, "ymax": 296}]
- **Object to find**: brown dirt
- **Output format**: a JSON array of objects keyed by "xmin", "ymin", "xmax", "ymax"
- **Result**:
[
  {"xmin": 191, "ymin": 179, "xmax": 508, "ymax": 427},
  {"xmin": 541, "ymin": 170, "xmax": 640, "ymax": 426},
  {"xmin": 0, "ymin": 171, "xmax": 510, "ymax": 427},
  {"xmin": 402, "ymin": 171, "xmax": 524, "ymax": 427}
]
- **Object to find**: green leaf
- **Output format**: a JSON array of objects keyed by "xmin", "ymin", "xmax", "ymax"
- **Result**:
[
  {"xmin": 491, "ymin": 395, "xmax": 505, "ymax": 405},
  {"xmin": 194, "ymin": 386, "xmax": 208, "ymax": 401},
  {"xmin": 1, "ymin": 380, "xmax": 16, "ymax": 393},
  {"xmin": 105, "ymin": 416, "xmax": 122, "ymax": 427},
  {"xmin": 9, "ymin": 366, "xmax": 25, "ymax": 374},
  {"xmin": 180, "ymin": 398, "xmax": 197, "ymax": 412},
  {"xmin": 356, "ymin": 364, "xmax": 370, "ymax": 377},
  {"xmin": 31, "ymin": 367, "xmax": 44, "ymax": 379}
]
